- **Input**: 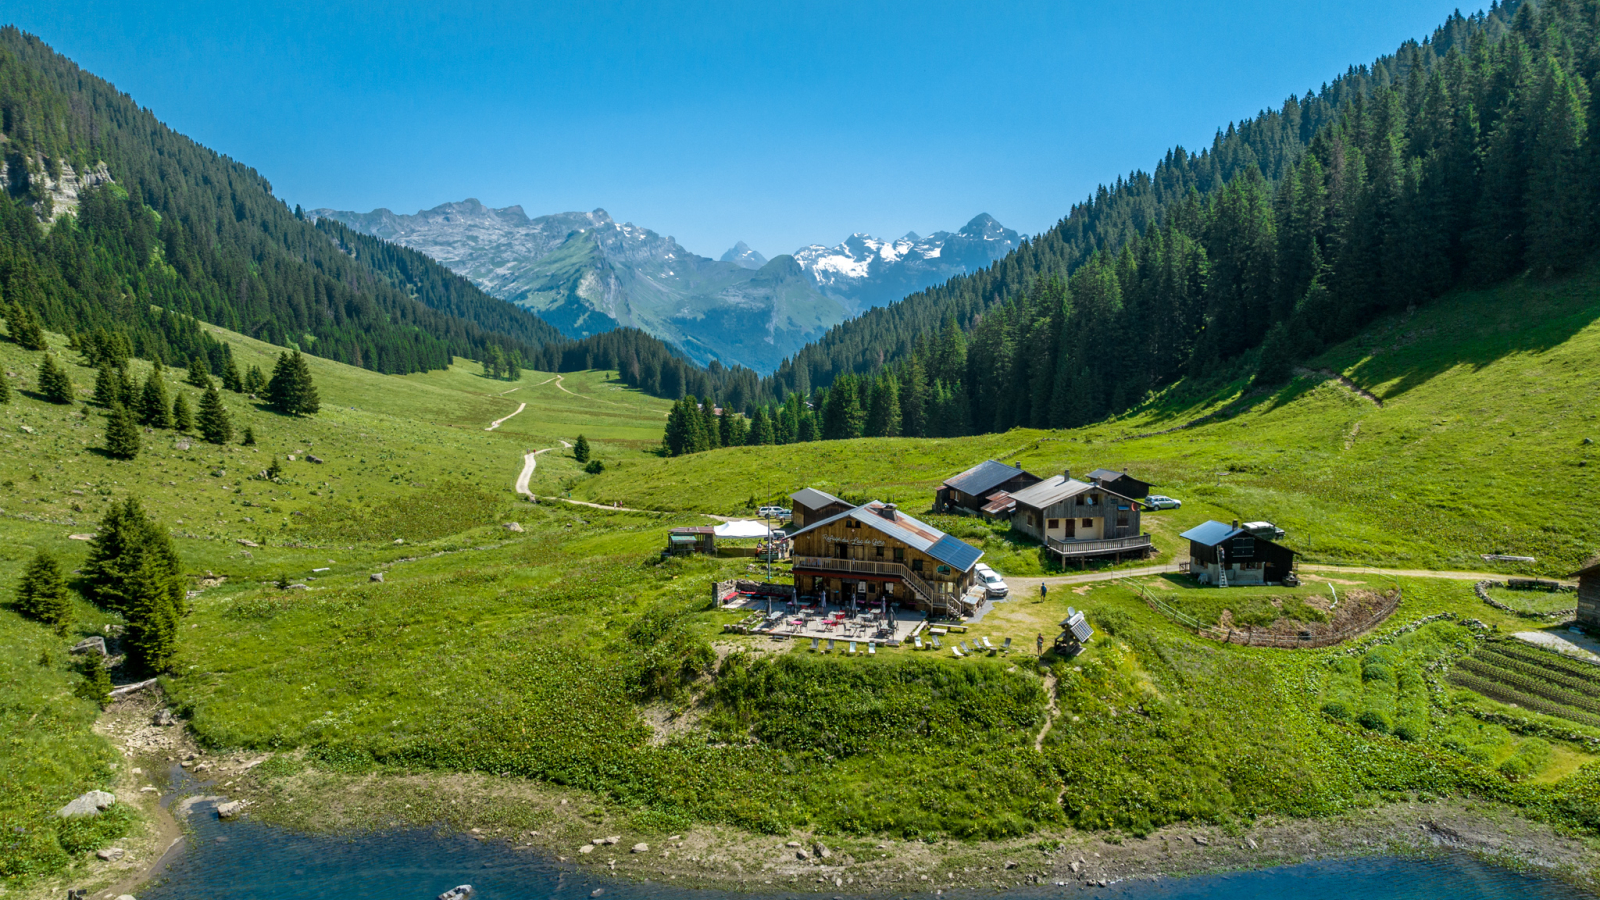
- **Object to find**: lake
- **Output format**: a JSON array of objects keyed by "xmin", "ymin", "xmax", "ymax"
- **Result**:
[{"xmin": 138, "ymin": 797, "xmax": 1593, "ymax": 900}]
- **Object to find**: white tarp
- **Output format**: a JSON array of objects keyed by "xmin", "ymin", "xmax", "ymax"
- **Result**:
[{"xmin": 714, "ymin": 520, "xmax": 772, "ymax": 539}]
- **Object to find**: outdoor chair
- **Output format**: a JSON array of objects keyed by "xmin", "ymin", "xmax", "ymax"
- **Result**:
[
  {"xmin": 810, "ymin": 638, "xmax": 819, "ymax": 652},
  {"xmin": 982, "ymin": 637, "xmax": 995, "ymax": 652},
  {"xmin": 931, "ymin": 636, "xmax": 942, "ymax": 650},
  {"xmin": 952, "ymin": 644, "xmax": 964, "ymax": 658},
  {"xmin": 849, "ymin": 641, "xmax": 858, "ymax": 655},
  {"xmin": 826, "ymin": 639, "xmax": 834, "ymax": 653},
  {"xmin": 914, "ymin": 635, "xmax": 924, "ymax": 650},
  {"xmin": 868, "ymin": 642, "xmax": 876, "ymax": 656},
  {"xmin": 1002, "ymin": 637, "xmax": 1012, "ymax": 653}
]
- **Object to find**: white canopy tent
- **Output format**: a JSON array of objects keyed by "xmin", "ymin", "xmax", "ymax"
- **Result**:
[{"xmin": 713, "ymin": 520, "xmax": 772, "ymax": 539}]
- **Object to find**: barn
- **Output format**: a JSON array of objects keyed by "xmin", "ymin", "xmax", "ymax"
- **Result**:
[
  {"xmin": 1182, "ymin": 519, "xmax": 1297, "ymax": 586},
  {"xmin": 1574, "ymin": 558, "xmax": 1600, "ymax": 628}
]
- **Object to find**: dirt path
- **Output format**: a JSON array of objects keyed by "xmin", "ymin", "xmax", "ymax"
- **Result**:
[
  {"xmin": 1299, "ymin": 563, "xmax": 1573, "ymax": 583},
  {"xmin": 514, "ymin": 449, "xmax": 554, "ymax": 500},
  {"xmin": 485, "ymin": 401, "xmax": 526, "ymax": 431},
  {"xmin": 1296, "ymin": 366, "xmax": 1384, "ymax": 406},
  {"xmin": 1035, "ymin": 674, "xmax": 1060, "ymax": 752}
]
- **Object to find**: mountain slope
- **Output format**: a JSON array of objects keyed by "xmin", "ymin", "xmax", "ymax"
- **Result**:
[{"xmin": 793, "ymin": 213, "xmax": 1021, "ymax": 314}]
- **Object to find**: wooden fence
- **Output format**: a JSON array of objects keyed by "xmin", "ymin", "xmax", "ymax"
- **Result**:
[
  {"xmin": 713, "ymin": 579, "xmax": 796, "ymax": 608},
  {"xmin": 1125, "ymin": 579, "xmax": 1402, "ymax": 649}
]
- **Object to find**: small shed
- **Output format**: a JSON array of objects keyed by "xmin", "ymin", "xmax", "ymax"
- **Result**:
[
  {"xmin": 935, "ymin": 460, "xmax": 1041, "ymax": 516},
  {"xmin": 1086, "ymin": 468, "xmax": 1153, "ymax": 501},
  {"xmin": 1181, "ymin": 519, "xmax": 1296, "ymax": 586},
  {"xmin": 665, "ymin": 525, "xmax": 716, "ymax": 557},
  {"xmin": 1573, "ymin": 558, "xmax": 1600, "ymax": 628},
  {"xmin": 790, "ymin": 488, "xmax": 853, "ymax": 528}
]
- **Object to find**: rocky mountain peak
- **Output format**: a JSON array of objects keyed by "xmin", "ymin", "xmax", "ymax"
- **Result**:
[{"xmin": 720, "ymin": 241, "xmax": 769, "ymax": 270}]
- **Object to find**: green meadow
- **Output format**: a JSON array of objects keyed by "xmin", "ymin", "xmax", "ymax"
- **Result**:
[{"xmin": 4, "ymin": 263, "xmax": 1600, "ymax": 884}]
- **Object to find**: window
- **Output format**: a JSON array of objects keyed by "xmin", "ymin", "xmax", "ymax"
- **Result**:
[
  {"xmin": 912, "ymin": 559, "xmax": 923, "ymax": 572},
  {"xmin": 875, "ymin": 545, "xmax": 884, "ymax": 558},
  {"xmin": 845, "ymin": 519, "xmax": 859, "ymax": 529},
  {"xmin": 893, "ymin": 547, "xmax": 905, "ymax": 561},
  {"xmin": 1047, "ymin": 518, "xmax": 1060, "ymax": 529},
  {"xmin": 1082, "ymin": 518, "xmax": 1093, "ymax": 527},
  {"xmin": 937, "ymin": 565, "xmax": 951, "ymax": 575},
  {"xmin": 1117, "ymin": 514, "xmax": 1129, "ymax": 528}
]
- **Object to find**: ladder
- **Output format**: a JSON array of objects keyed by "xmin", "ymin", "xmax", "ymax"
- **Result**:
[{"xmin": 1216, "ymin": 546, "xmax": 1228, "ymax": 588}]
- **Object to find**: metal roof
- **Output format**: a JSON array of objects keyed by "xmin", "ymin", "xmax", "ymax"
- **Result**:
[
  {"xmin": 1571, "ymin": 558, "xmax": 1600, "ymax": 578},
  {"xmin": 790, "ymin": 487, "xmax": 846, "ymax": 509},
  {"xmin": 787, "ymin": 500, "xmax": 984, "ymax": 572},
  {"xmin": 1007, "ymin": 475, "xmax": 1094, "ymax": 509},
  {"xmin": 943, "ymin": 459, "xmax": 1029, "ymax": 498},
  {"xmin": 1179, "ymin": 520, "xmax": 1244, "ymax": 547},
  {"xmin": 979, "ymin": 491, "xmax": 1016, "ymax": 515},
  {"xmin": 1088, "ymin": 468, "xmax": 1147, "ymax": 484}
]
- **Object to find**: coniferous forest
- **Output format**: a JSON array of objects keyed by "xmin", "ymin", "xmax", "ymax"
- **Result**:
[{"xmin": 661, "ymin": 0, "xmax": 1600, "ymax": 453}]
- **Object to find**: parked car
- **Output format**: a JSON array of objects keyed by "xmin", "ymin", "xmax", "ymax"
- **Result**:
[
  {"xmin": 1145, "ymin": 495, "xmax": 1182, "ymax": 510},
  {"xmin": 974, "ymin": 563, "xmax": 1009, "ymax": 598},
  {"xmin": 758, "ymin": 506, "xmax": 792, "ymax": 519},
  {"xmin": 1242, "ymin": 521, "xmax": 1286, "ymax": 539}
]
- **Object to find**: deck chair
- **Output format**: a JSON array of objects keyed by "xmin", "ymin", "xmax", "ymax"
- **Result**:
[
  {"xmin": 810, "ymin": 638, "xmax": 819, "ymax": 652},
  {"xmin": 952, "ymin": 644, "xmax": 965, "ymax": 658},
  {"xmin": 868, "ymin": 642, "xmax": 876, "ymax": 656},
  {"xmin": 960, "ymin": 640, "xmax": 975, "ymax": 653},
  {"xmin": 1001, "ymin": 637, "xmax": 1012, "ymax": 653},
  {"xmin": 826, "ymin": 639, "xmax": 834, "ymax": 653},
  {"xmin": 914, "ymin": 635, "xmax": 924, "ymax": 650},
  {"xmin": 982, "ymin": 637, "xmax": 995, "ymax": 652},
  {"xmin": 848, "ymin": 641, "xmax": 858, "ymax": 655},
  {"xmin": 931, "ymin": 636, "xmax": 942, "ymax": 650}
]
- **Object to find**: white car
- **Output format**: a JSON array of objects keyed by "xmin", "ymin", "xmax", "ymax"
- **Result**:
[
  {"xmin": 1145, "ymin": 495, "xmax": 1182, "ymax": 510},
  {"xmin": 758, "ymin": 506, "xmax": 791, "ymax": 519},
  {"xmin": 974, "ymin": 564, "xmax": 1009, "ymax": 598}
]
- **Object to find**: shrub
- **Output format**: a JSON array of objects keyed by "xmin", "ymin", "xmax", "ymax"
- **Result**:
[
  {"xmin": 1356, "ymin": 707, "xmax": 1392, "ymax": 733},
  {"xmin": 585, "ymin": 459, "xmax": 605, "ymax": 475},
  {"xmin": 1392, "ymin": 718, "xmax": 1425, "ymax": 742},
  {"xmin": 1321, "ymin": 700, "xmax": 1352, "ymax": 721}
]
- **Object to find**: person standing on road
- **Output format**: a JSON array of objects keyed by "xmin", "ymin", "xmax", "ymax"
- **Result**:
[
  {"xmin": 1040, "ymin": 582, "xmax": 1048, "ymax": 602},
  {"xmin": 1036, "ymin": 632, "xmax": 1045, "ymax": 655}
]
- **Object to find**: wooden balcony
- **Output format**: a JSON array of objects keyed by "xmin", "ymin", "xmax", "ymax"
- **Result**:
[{"xmin": 1045, "ymin": 533, "xmax": 1154, "ymax": 558}]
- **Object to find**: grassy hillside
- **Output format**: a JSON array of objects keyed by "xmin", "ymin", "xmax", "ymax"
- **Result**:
[
  {"xmin": 573, "ymin": 262, "xmax": 1600, "ymax": 577},
  {"xmin": 5, "ymin": 261, "xmax": 1600, "ymax": 889}
]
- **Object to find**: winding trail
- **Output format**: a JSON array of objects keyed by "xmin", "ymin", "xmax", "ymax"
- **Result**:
[
  {"xmin": 1035, "ymin": 674, "xmax": 1060, "ymax": 752},
  {"xmin": 485, "ymin": 402, "xmax": 526, "ymax": 431},
  {"xmin": 1295, "ymin": 366, "xmax": 1384, "ymax": 407}
]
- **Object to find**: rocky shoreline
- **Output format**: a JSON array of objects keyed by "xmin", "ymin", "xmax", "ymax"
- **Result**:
[{"xmin": 35, "ymin": 698, "xmax": 1600, "ymax": 900}]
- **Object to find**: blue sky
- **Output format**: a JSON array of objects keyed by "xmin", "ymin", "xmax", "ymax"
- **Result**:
[{"xmin": 9, "ymin": 0, "xmax": 1470, "ymax": 259}]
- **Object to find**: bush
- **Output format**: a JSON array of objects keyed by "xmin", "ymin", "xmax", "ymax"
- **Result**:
[
  {"xmin": 1356, "ymin": 707, "xmax": 1392, "ymax": 733},
  {"xmin": 1392, "ymin": 718, "xmax": 1425, "ymax": 742},
  {"xmin": 585, "ymin": 459, "xmax": 605, "ymax": 475},
  {"xmin": 1321, "ymin": 700, "xmax": 1352, "ymax": 721}
]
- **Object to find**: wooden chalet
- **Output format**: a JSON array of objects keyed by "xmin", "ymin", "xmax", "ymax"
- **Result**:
[
  {"xmin": 790, "ymin": 488, "xmax": 853, "ymax": 528},
  {"xmin": 1085, "ymin": 468, "xmax": 1153, "ymax": 501},
  {"xmin": 934, "ymin": 460, "xmax": 1041, "ymax": 516},
  {"xmin": 1007, "ymin": 469, "xmax": 1152, "ymax": 561},
  {"xmin": 1574, "ymin": 558, "xmax": 1600, "ymax": 628},
  {"xmin": 789, "ymin": 499, "xmax": 983, "ymax": 617},
  {"xmin": 665, "ymin": 525, "xmax": 716, "ymax": 556},
  {"xmin": 1181, "ymin": 519, "xmax": 1296, "ymax": 586}
]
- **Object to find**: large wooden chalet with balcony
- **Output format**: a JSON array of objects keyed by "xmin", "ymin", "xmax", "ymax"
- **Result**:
[
  {"xmin": 788, "ymin": 498, "xmax": 983, "ymax": 618},
  {"xmin": 1007, "ymin": 468, "xmax": 1153, "ymax": 562}
]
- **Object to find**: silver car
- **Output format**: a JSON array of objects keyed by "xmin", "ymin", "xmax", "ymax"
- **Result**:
[
  {"xmin": 974, "ymin": 564, "xmax": 1009, "ymax": 598},
  {"xmin": 1145, "ymin": 495, "xmax": 1182, "ymax": 510}
]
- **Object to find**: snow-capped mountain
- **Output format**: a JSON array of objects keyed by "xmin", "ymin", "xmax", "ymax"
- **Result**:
[
  {"xmin": 720, "ymin": 241, "xmax": 768, "ymax": 270},
  {"xmin": 314, "ymin": 200, "xmax": 1020, "ymax": 373},
  {"xmin": 792, "ymin": 213, "xmax": 1021, "ymax": 314}
]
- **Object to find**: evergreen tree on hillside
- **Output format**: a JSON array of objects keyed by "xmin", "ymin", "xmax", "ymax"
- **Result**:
[
  {"xmin": 0, "ymin": 370, "xmax": 11, "ymax": 404},
  {"xmin": 74, "ymin": 653, "xmax": 111, "ymax": 707},
  {"xmin": 865, "ymin": 375, "xmax": 902, "ymax": 438},
  {"xmin": 92, "ymin": 362, "xmax": 118, "ymax": 407},
  {"xmin": 266, "ymin": 351, "xmax": 321, "ymax": 415},
  {"xmin": 116, "ymin": 365, "xmax": 138, "ymax": 407},
  {"xmin": 139, "ymin": 365, "xmax": 173, "ymax": 428},
  {"xmin": 241, "ymin": 425, "xmax": 256, "ymax": 446},
  {"xmin": 243, "ymin": 365, "xmax": 267, "ymax": 395},
  {"xmin": 506, "ymin": 352, "xmax": 521, "ymax": 382},
  {"xmin": 821, "ymin": 375, "xmax": 865, "ymax": 440},
  {"xmin": 172, "ymin": 392, "xmax": 194, "ymax": 432},
  {"xmin": 37, "ymin": 354, "xmax": 73, "ymax": 404},
  {"xmin": 4, "ymin": 302, "xmax": 48, "ymax": 351},
  {"xmin": 15, "ymin": 550, "xmax": 72, "ymax": 631},
  {"xmin": 122, "ymin": 550, "xmax": 181, "ymax": 672},
  {"xmin": 103, "ymin": 403, "xmax": 140, "ymax": 460},
  {"xmin": 221, "ymin": 352, "xmax": 244, "ymax": 393},
  {"xmin": 198, "ymin": 381, "xmax": 233, "ymax": 444},
  {"xmin": 748, "ymin": 405, "xmax": 775, "ymax": 445},
  {"xmin": 83, "ymin": 498, "xmax": 185, "ymax": 621},
  {"xmin": 724, "ymin": 411, "xmax": 749, "ymax": 446},
  {"xmin": 573, "ymin": 434, "xmax": 591, "ymax": 463},
  {"xmin": 186, "ymin": 355, "xmax": 211, "ymax": 388}
]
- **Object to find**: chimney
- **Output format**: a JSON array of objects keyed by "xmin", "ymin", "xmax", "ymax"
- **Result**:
[
  {"xmin": 1063, "ymin": 468, "xmax": 1071, "ymax": 482},
  {"xmin": 879, "ymin": 503, "xmax": 898, "ymax": 521},
  {"xmin": 1232, "ymin": 519, "xmax": 1241, "ymax": 529}
]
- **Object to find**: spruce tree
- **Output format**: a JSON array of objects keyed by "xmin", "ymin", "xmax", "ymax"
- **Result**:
[
  {"xmin": 38, "ymin": 354, "xmax": 74, "ymax": 404},
  {"xmin": 104, "ymin": 403, "xmax": 141, "ymax": 460},
  {"xmin": 173, "ymin": 392, "xmax": 195, "ymax": 432},
  {"xmin": 198, "ymin": 381, "xmax": 233, "ymax": 444},
  {"xmin": 139, "ymin": 365, "xmax": 173, "ymax": 428},
  {"xmin": 748, "ymin": 405, "xmax": 774, "ymax": 445},
  {"xmin": 0, "ymin": 371, "xmax": 10, "ymax": 404},
  {"xmin": 74, "ymin": 653, "xmax": 111, "ymax": 707},
  {"xmin": 573, "ymin": 434, "xmax": 591, "ymax": 462},
  {"xmin": 15, "ymin": 550, "xmax": 72, "ymax": 631},
  {"xmin": 116, "ymin": 365, "xmax": 138, "ymax": 408},
  {"xmin": 244, "ymin": 365, "xmax": 267, "ymax": 395},
  {"xmin": 221, "ymin": 354, "xmax": 244, "ymax": 393},
  {"xmin": 5, "ymin": 302, "xmax": 48, "ymax": 351},
  {"xmin": 84, "ymin": 497, "xmax": 185, "ymax": 617},
  {"xmin": 267, "ymin": 351, "xmax": 320, "ymax": 415},
  {"xmin": 122, "ymin": 551, "xmax": 181, "ymax": 673},
  {"xmin": 187, "ymin": 355, "xmax": 211, "ymax": 388},
  {"xmin": 241, "ymin": 425, "xmax": 256, "ymax": 446},
  {"xmin": 93, "ymin": 363, "xmax": 119, "ymax": 407}
]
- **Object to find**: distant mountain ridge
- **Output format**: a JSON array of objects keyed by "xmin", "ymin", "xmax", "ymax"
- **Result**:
[{"xmin": 313, "ymin": 201, "xmax": 1020, "ymax": 373}]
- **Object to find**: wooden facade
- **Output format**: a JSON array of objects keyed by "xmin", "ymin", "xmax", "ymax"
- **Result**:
[
  {"xmin": 1009, "ymin": 474, "xmax": 1144, "ymax": 546},
  {"xmin": 1575, "ymin": 559, "xmax": 1600, "ymax": 627},
  {"xmin": 935, "ymin": 460, "xmax": 1041, "ymax": 515},
  {"xmin": 790, "ymin": 488, "xmax": 853, "ymax": 528},
  {"xmin": 790, "ymin": 502, "xmax": 980, "ymax": 615},
  {"xmin": 1183, "ymin": 520, "xmax": 1296, "ymax": 586},
  {"xmin": 1086, "ymin": 468, "xmax": 1153, "ymax": 501}
]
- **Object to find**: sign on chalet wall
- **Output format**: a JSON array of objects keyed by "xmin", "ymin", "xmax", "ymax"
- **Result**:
[{"xmin": 823, "ymin": 535, "xmax": 887, "ymax": 547}]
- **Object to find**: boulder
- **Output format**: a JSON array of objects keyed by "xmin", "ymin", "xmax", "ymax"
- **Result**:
[
  {"xmin": 795, "ymin": 849, "xmax": 809, "ymax": 860},
  {"xmin": 437, "ymin": 886, "xmax": 474, "ymax": 900},
  {"xmin": 504, "ymin": 522, "xmax": 524, "ymax": 533},
  {"xmin": 306, "ymin": 455, "xmax": 325, "ymax": 464},
  {"xmin": 152, "ymin": 708, "xmax": 179, "ymax": 727},
  {"xmin": 95, "ymin": 847, "xmax": 126, "ymax": 860},
  {"xmin": 631, "ymin": 843, "xmax": 648, "ymax": 854},
  {"xmin": 58, "ymin": 791, "xmax": 116, "ymax": 818},
  {"xmin": 579, "ymin": 844, "xmax": 595, "ymax": 854},
  {"xmin": 370, "ymin": 572, "xmax": 385, "ymax": 583},
  {"xmin": 285, "ymin": 583, "xmax": 310, "ymax": 591},
  {"xmin": 70, "ymin": 637, "xmax": 107, "ymax": 657},
  {"xmin": 237, "ymin": 539, "xmax": 260, "ymax": 548},
  {"xmin": 215, "ymin": 801, "xmax": 245, "ymax": 820},
  {"xmin": 603, "ymin": 836, "xmax": 620, "ymax": 845}
]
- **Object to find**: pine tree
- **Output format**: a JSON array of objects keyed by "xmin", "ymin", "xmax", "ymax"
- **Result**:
[
  {"xmin": 748, "ymin": 405, "xmax": 775, "ymax": 445},
  {"xmin": 724, "ymin": 411, "xmax": 749, "ymax": 446},
  {"xmin": 243, "ymin": 365, "xmax": 267, "ymax": 395},
  {"xmin": 0, "ymin": 370, "xmax": 10, "ymax": 404},
  {"xmin": 139, "ymin": 365, "xmax": 173, "ymax": 428},
  {"xmin": 104, "ymin": 403, "xmax": 141, "ymax": 460},
  {"xmin": 172, "ymin": 393, "xmax": 194, "ymax": 432},
  {"xmin": 187, "ymin": 355, "xmax": 211, "ymax": 388},
  {"xmin": 573, "ymin": 434, "xmax": 591, "ymax": 462},
  {"xmin": 221, "ymin": 353, "xmax": 244, "ymax": 393},
  {"xmin": 84, "ymin": 498, "xmax": 185, "ymax": 618},
  {"xmin": 15, "ymin": 550, "xmax": 72, "ymax": 630},
  {"xmin": 5, "ymin": 302, "xmax": 48, "ymax": 351},
  {"xmin": 38, "ymin": 354, "xmax": 74, "ymax": 404},
  {"xmin": 506, "ymin": 352, "xmax": 521, "ymax": 382},
  {"xmin": 122, "ymin": 551, "xmax": 181, "ymax": 673},
  {"xmin": 267, "ymin": 351, "xmax": 320, "ymax": 415},
  {"xmin": 116, "ymin": 365, "xmax": 138, "ymax": 408},
  {"xmin": 74, "ymin": 653, "xmax": 111, "ymax": 707},
  {"xmin": 865, "ymin": 375, "xmax": 902, "ymax": 437},
  {"xmin": 241, "ymin": 425, "xmax": 256, "ymax": 446},
  {"xmin": 198, "ymin": 381, "xmax": 233, "ymax": 444},
  {"xmin": 93, "ymin": 363, "xmax": 119, "ymax": 407}
]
